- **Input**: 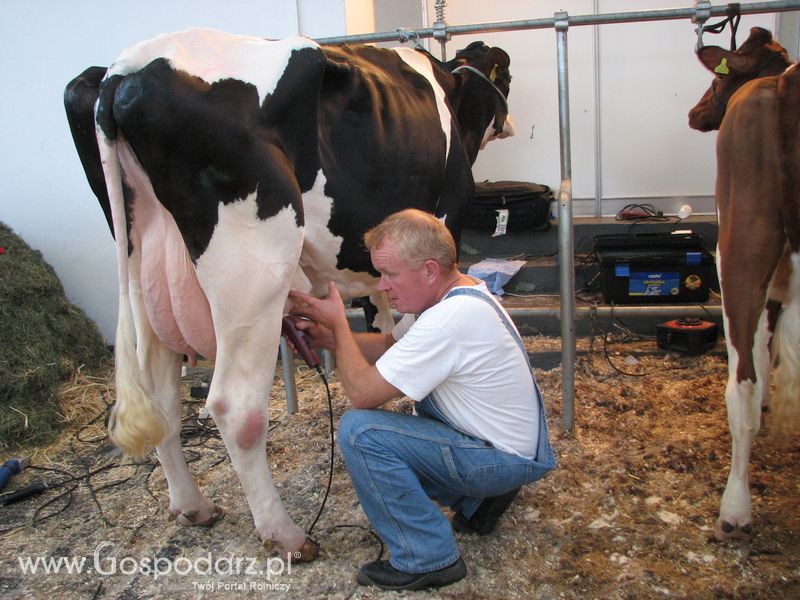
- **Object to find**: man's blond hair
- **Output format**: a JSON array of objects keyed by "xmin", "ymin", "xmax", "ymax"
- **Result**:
[{"xmin": 364, "ymin": 209, "xmax": 457, "ymax": 271}]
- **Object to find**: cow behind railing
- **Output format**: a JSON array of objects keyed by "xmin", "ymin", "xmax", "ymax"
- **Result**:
[{"xmin": 689, "ymin": 27, "xmax": 800, "ymax": 542}]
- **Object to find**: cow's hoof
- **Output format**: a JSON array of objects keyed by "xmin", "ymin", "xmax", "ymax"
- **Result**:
[
  {"xmin": 712, "ymin": 518, "xmax": 753, "ymax": 542},
  {"xmin": 263, "ymin": 537, "xmax": 320, "ymax": 563},
  {"xmin": 171, "ymin": 504, "xmax": 224, "ymax": 527},
  {"xmin": 291, "ymin": 538, "xmax": 321, "ymax": 564}
]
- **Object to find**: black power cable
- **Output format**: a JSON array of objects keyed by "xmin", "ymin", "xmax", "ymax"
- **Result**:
[
  {"xmin": 305, "ymin": 366, "xmax": 335, "ymax": 537},
  {"xmin": 0, "ymin": 362, "xmax": 387, "ymax": 559},
  {"xmin": 600, "ymin": 302, "xmax": 694, "ymax": 378}
]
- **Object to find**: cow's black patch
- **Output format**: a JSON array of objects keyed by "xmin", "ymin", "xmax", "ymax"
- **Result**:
[
  {"xmin": 65, "ymin": 37, "xmax": 511, "ymax": 277},
  {"xmin": 314, "ymin": 43, "xmax": 509, "ymax": 275},
  {"xmin": 109, "ymin": 47, "xmax": 325, "ymax": 260},
  {"xmin": 317, "ymin": 45, "xmax": 451, "ymax": 275}
]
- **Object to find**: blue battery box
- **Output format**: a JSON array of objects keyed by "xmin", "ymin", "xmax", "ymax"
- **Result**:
[{"xmin": 595, "ymin": 231, "xmax": 714, "ymax": 304}]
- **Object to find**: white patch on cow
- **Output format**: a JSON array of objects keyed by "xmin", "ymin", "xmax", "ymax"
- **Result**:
[
  {"xmin": 719, "ymin": 374, "xmax": 757, "ymax": 528},
  {"xmin": 368, "ymin": 292, "xmax": 396, "ymax": 332},
  {"xmin": 393, "ymin": 47, "xmax": 452, "ymax": 159},
  {"xmin": 195, "ymin": 195, "xmax": 303, "ymax": 312},
  {"xmin": 299, "ymin": 170, "xmax": 381, "ymax": 299},
  {"xmin": 107, "ymin": 28, "xmax": 318, "ymax": 106},
  {"xmin": 480, "ymin": 112, "xmax": 517, "ymax": 149}
]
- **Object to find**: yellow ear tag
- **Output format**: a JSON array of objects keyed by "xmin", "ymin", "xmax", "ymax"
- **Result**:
[
  {"xmin": 714, "ymin": 57, "xmax": 730, "ymax": 75},
  {"xmin": 489, "ymin": 64, "xmax": 498, "ymax": 82}
]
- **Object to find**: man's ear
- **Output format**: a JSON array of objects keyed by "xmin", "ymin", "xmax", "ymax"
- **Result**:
[{"xmin": 423, "ymin": 259, "xmax": 440, "ymax": 283}]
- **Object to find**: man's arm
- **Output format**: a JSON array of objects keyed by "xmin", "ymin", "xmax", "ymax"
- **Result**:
[
  {"xmin": 289, "ymin": 284, "xmax": 401, "ymax": 408},
  {"xmin": 331, "ymin": 325, "xmax": 401, "ymax": 409},
  {"xmin": 351, "ymin": 331, "xmax": 395, "ymax": 364}
]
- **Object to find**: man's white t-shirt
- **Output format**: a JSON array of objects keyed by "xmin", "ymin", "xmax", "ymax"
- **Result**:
[{"xmin": 375, "ymin": 282, "xmax": 539, "ymax": 458}]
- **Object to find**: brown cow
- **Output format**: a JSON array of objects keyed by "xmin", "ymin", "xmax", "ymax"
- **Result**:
[
  {"xmin": 688, "ymin": 27, "xmax": 791, "ymax": 131},
  {"xmin": 691, "ymin": 36, "xmax": 800, "ymax": 541}
]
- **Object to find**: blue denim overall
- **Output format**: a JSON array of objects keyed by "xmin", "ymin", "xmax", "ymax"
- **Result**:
[{"xmin": 337, "ymin": 287, "xmax": 556, "ymax": 574}]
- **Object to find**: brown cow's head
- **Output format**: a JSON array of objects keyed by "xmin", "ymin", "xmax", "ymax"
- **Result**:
[{"xmin": 688, "ymin": 27, "xmax": 791, "ymax": 132}]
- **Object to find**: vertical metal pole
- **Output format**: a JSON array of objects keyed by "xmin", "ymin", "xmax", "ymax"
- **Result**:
[
  {"xmin": 322, "ymin": 349, "xmax": 335, "ymax": 378},
  {"xmin": 280, "ymin": 337, "xmax": 298, "ymax": 414},
  {"xmin": 555, "ymin": 12, "xmax": 576, "ymax": 433},
  {"xmin": 433, "ymin": 0, "xmax": 449, "ymax": 61},
  {"xmin": 592, "ymin": 0, "xmax": 603, "ymax": 218}
]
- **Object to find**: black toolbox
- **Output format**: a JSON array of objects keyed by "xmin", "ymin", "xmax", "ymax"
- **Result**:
[{"xmin": 594, "ymin": 231, "xmax": 715, "ymax": 304}]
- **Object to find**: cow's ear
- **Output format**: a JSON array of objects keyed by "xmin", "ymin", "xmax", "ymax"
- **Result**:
[
  {"xmin": 485, "ymin": 47, "xmax": 511, "ymax": 86},
  {"xmin": 697, "ymin": 46, "xmax": 732, "ymax": 75},
  {"xmin": 485, "ymin": 47, "xmax": 510, "ymax": 71},
  {"xmin": 747, "ymin": 26, "xmax": 773, "ymax": 45}
]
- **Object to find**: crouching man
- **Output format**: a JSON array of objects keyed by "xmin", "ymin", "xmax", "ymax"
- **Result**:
[{"xmin": 289, "ymin": 209, "xmax": 555, "ymax": 592}]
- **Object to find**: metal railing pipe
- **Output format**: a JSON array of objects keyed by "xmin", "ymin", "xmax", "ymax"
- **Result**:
[
  {"xmin": 279, "ymin": 338, "xmax": 298, "ymax": 414},
  {"xmin": 316, "ymin": 2, "xmax": 800, "ymax": 45},
  {"xmin": 555, "ymin": 12, "xmax": 576, "ymax": 433}
]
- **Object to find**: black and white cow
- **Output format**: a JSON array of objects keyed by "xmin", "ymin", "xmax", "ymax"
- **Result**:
[{"xmin": 64, "ymin": 28, "xmax": 514, "ymax": 560}]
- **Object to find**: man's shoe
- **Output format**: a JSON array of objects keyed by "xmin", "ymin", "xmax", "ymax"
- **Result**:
[
  {"xmin": 452, "ymin": 488, "xmax": 520, "ymax": 535},
  {"xmin": 356, "ymin": 557, "xmax": 467, "ymax": 591}
]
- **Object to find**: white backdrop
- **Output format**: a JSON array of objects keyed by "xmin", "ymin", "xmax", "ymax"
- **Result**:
[
  {"xmin": 0, "ymin": 1, "xmax": 792, "ymax": 340},
  {"xmin": 426, "ymin": 1, "xmax": 782, "ymax": 212}
]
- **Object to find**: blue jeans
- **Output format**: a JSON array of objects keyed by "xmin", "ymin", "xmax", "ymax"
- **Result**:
[{"xmin": 338, "ymin": 397, "xmax": 554, "ymax": 574}]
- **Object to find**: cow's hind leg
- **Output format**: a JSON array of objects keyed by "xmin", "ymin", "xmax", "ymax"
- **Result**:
[
  {"xmin": 714, "ymin": 241, "xmax": 782, "ymax": 542},
  {"xmin": 196, "ymin": 200, "xmax": 317, "ymax": 560},
  {"xmin": 129, "ymin": 275, "xmax": 223, "ymax": 526},
  {"xmin": 715, "ymin": 308, "xmax": 767, "ymax": 541},
  {"xmin": 147, "ymin": 343, "xmax": 222, "ymax": 526}
]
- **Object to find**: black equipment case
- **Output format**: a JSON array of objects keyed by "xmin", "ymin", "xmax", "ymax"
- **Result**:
[
  {"xmin": 465, "ymin": 180, "xmax": 552, "ymax": 232},
  {"xmin": 595, "ymin": 231, "xmax": 714, "ymax": 304}
]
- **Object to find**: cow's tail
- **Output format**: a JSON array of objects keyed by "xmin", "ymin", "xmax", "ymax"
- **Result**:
[
  {"xmin": 773, "ymin": 255, "xmax": 800, "ymax": 433},
  {"xmin": 772, "ymin": 64, "xmax": 800, "ymax": 435},
  {"xmin": 96, "ymin": 93, "xmax": 168, "ymax": 458}
]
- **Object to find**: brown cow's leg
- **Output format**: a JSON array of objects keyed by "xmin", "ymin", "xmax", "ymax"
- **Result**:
[
  {"xmin": 715, "ymin": 239, "xmax": 781, "ymax": 541},
  {"xmin": 715, "ymin": 245, "xmax": 761, "ymax": 541}
]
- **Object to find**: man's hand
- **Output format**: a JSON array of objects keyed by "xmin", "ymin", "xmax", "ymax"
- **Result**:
[
  {"xmin": 287, "ymin": 282, "xmax": 401, "ymax": 409},
  {"xmin": 289, "ymin": 282, "xmax": 349, "ymax": 336},
  {"xmin": 285, "ymin": 315, "xmax": 335, "ymax": 353}
]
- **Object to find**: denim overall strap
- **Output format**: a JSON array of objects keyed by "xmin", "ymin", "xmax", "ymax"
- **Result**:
[
  {"xmin": 445, "ymin": 287, "xmax": 528, "ymax": 358},
  {"xmin": 443, "ymin": 287, "xmax": 556, "ymax": 470}
]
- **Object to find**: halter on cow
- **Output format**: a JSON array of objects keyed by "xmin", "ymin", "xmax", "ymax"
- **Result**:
[
  {"xmin": 689, "ymin": 27, "xmax": 800, "ymax": 542},
  {"xmin": 63, "ymin": 28, "xmax": 514, "ymax": 560}
]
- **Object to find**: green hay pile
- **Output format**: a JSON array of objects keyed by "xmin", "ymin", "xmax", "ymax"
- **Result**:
[{"xmin": 0, "ymin": 222, "xmax": 110, "ymax": 450}]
